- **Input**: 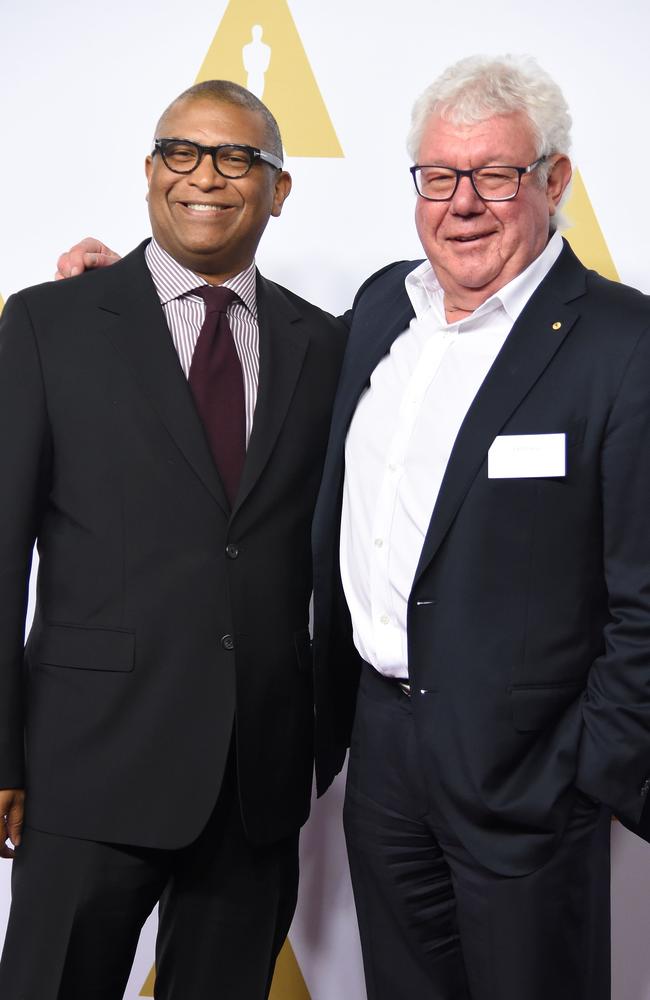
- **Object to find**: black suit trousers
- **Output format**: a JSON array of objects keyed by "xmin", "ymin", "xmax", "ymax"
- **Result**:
[
  {"xmin": 0, "ymin": 752, "xmax": 298, "ymax": 1000},
  {"xmin": 344, "ymin": 665, "xmax": 611, "ymax": 1000}
]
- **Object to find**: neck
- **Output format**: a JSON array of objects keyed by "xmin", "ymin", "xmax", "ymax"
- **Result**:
[
  {"xmin": 442, "ymin": 286, "xmax": 495, "ymax": 324},
  {"xmin": 192, "ymin": 256, "xmax": 254, "ymax": 286},
  {"xmin": 443, "ymin": 297, "xmax": 478, "ymax": 324}
]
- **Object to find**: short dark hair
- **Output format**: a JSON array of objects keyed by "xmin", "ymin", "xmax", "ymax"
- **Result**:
[{"xmin": 156, "ymin": 80, "xmax": 283, "ymax": 160}]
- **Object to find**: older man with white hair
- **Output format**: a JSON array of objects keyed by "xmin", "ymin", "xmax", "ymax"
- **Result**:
[{"xmin": 311, "ymin": 54, "xmax": 650, "ymax": 1000}]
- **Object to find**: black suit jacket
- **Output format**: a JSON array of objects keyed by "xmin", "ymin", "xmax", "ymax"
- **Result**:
[
  {"xmin": 0, "ymin": 242, "xmax": 346, "ymax": 849},
  {"xmin": 313, "ymin": 241, "xmax": 650, "ymax": 875}
]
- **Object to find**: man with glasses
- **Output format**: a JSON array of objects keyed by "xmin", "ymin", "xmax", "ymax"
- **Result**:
[
  {"xmin": 310, "ymin": 54, "xmax": 650, "ymax": 1000},
  {"xmin": 0, "ymin": 80, "xmax": 345, "ymax": 999}
]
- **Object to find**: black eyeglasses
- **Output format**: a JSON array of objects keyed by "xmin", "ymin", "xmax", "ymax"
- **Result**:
[
  {"xmin": 152, "ymin": 138, "xmax": 283, "ymax": 178},
  {"xmin": 410, "ymin": 158, "xmax": 546, "ymax": 202}
]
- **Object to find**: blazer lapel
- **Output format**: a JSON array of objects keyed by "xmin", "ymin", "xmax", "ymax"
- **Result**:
[
  {"xmin": 413, "ymin": 243, "xmax": 586, "ymax": 585},
  {"xmin": 331, "ymin": 280, "xmax": 416, "ymax": 465},
  {"xmin": 233, "ymin": 274, "xmax": 308, "ymax": 513},
  {"xmin": 96, "ymin": 243, "xmax": 230, "ymax": 514},
  {"xmin": 313, "ymin": 265, "xmax": 417, "ymax": 561}
]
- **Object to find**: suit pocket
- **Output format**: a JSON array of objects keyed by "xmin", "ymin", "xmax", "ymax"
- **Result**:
[
  {"xmin": 510, "ymin": 680, "xmax": 584, "ymax": 732},
  {"xmin": 31, "ymin": 622, "xmax": 135, "ymax": 673}
]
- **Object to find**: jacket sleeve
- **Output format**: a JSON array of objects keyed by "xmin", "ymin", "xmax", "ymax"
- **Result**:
[
  {"xmin": 339, "ymin": 260, "xmax": 418, "ymax": 329},
  {"xmin": 576, "ymin": 322, "xmax": 650, "ymax": 826},
  {"xmin": 0, "ymin": 293, "xmax": 51, "ymax": 788}
]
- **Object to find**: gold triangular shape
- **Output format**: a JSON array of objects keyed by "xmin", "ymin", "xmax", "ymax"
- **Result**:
[
  {"xmin": 561, "ymin": 168, "xmax": 619, "ymax": 281},
  {"xmin": 140, "ymin": 964, "xmax": 155, "ymax": 996},
  {"xmin": 196, "ymin": 0, "xmax": 342, "ymax": 157},
  {"xmin": 140, "ymin": 940, "xmax": 310, "ymax": 998},
  {"xmin": 269, "ymin": 939, "xmax": 311, "ymax": 1000}
]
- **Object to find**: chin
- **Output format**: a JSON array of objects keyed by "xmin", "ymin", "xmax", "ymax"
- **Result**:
[
  {"xmin": 180, "ymin": 242, "xmax": 224, "ymax": 261},
  {"xmin": 451, "ymin": 269, "xmax": 495, "ymax": 290}
]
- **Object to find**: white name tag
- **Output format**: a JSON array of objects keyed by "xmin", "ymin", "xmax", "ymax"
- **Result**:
[{"xmin": 488, "ymin": 433, "xmax": 566, "ymax": 479}]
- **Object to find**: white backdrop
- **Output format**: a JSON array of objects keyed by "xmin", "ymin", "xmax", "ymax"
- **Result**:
[{"xmin": 1, "ymin": 2, "xmax": 650, "ymax": 997}]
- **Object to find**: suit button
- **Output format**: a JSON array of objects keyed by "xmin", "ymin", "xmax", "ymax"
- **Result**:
[
  {"xmin": 640, "ymin": 779, "xmax": 650, "ymax": 797},
  {"xmin": 221, "ymin": 634, "xmax": 235, "ymax": 651},
  {"xmin": 225, "ymin": 543, "xmax": 239, "ymax": 559}
]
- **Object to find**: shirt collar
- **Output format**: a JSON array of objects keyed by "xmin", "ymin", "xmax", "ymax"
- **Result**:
[
  {"xmin": 145, "ymin": 238, "xmax": 258, "ymax": 317},
  {"xmin": 405, "ymin": 230, "xmax": 564, "ymax": 328}
]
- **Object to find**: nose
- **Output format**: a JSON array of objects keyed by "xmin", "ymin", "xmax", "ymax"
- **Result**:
[
  {"xmin": 449, "ymin": 174, "xmax": 485, "ymax": 215},
  {"xmin": 189, "ymin": 152, "xmax": 228, "ymax": 189}
]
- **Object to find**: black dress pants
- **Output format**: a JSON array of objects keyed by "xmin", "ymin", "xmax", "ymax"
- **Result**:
[
  {"xmin": 0, "ymin": 754, "xmax": 298, "ymax": 1000},
  {"xmin": 344, "ymin": 664, "xmax": 611, "ymax": 1000}
]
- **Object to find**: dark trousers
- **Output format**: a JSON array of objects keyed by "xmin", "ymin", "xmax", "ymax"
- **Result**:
[
  {"xmin": 344, "ymin": 664, "xmax": 611, "ymax": 1000},
  {"xmin": 0, "ymin": 754, "xmax": 298, "ymax": 1000}
]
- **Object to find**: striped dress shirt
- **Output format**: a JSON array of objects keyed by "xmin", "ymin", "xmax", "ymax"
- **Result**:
[{"xmin": 145, "ymin": 238, "xmax": 259, "ymax": 444}]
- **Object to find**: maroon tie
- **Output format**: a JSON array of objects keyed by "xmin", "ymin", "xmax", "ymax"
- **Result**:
[{"xmin": 188, "ymin": 285, "xmax": 245, "ymax": 507}]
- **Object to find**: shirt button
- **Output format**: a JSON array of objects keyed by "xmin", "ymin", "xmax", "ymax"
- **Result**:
[
  {"xmin": 225, "ymin": 544, "xmax": 239, "ymax": 559},
  {"xmin": 221, "ymin": 634, "xmax": 235, "ymax": 651},
  {"xmin": 380, "ymin": 614, "xmax": 390, "ymax": 625},
  {"xmin": 374, "ymin": 538, "xmax": 384, "ymax": 548},
  {"xmin": 388, "ymin": 463, "xmax": 397, "ymax": 472}
]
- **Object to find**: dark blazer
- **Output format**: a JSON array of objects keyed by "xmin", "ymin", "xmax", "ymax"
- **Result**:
[
  {"xmin": 0, "ymin": 241, "xmax": 346, "ymax": 850},
  {"xmin": 313, "ymin": 241, "xmax": 650, "ymax": 875}
]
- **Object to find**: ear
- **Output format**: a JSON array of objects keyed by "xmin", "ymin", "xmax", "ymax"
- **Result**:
[
  {"xmin": 145, "ymin": 154, "xmax": 154, "ymax": 187},
  {"xmin": 271, "ymin": 170, "xmax": 292, "ymax": 218},
  {"xmin": 546, "ymin": 155, "xmax": 572, "ymax": 214}
]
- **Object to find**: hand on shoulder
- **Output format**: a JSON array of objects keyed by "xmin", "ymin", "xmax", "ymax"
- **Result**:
[{"xmin": 55, "ymin": 238, "xmax": 121, "ymax": 280}]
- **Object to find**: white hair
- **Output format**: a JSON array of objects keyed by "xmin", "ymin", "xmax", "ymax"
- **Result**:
[{"xmin": 407, "ymin": 54, "xmax": 572, "ymax": 177}]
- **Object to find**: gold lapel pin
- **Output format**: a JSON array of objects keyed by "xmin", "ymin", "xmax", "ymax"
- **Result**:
[{"xmin": 552, "ymin": 321, "xmax": 562, "ymax": 331}]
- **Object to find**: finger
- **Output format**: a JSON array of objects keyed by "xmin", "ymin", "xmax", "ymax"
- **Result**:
[
  {"xmin": 55, "ymin": 255, "xmax": 73, "ymax": 279},
  {"xmin": 0, "ymin": 816, "xmax": 13, "ymax": 859},
  {"xmin": 54, "ymin": 252, "xmax": 84, "ymax": 279},
  {"xmin": 83, "ymin": 251, "xmax": 119, "ymax": 269},
  {"xmin": 70, "ymin": 237, "xmax": 104, "ymax": 257},
  {"xmin": 55, "ymin": 237, "xmax": 105, "ymax": 279}
]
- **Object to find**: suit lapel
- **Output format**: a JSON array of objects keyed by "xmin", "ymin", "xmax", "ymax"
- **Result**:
[
  {"xmin": 96, "ymin": 243, "xmax": 230, "ymax": 514},
  {"xmin": 233, "ymin": 274, "xmax": 308, "ymax": 513},
  {"xmin": 314, "ymin": 265, "xmax": 417, "ymax": 562},
  {"xmin": 331, "ymin": 276, "xmax": 416, "ymax": 464},
  {"xmin": 413, "ymin": 243, "xmax": 586, "ymax": 585}
]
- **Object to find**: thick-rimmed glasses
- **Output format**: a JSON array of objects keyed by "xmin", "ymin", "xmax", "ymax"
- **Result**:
[
  {"xmin": 410, "ymin": 158, "xmax": 546, "ymax": 202},
  {"xmin": 152, "ymin": 138, "xmax": 283, "ymax": 178}
]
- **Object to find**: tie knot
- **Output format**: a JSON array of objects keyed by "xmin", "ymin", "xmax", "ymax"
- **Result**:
[{"xmin": 192, "ymin": 284, "xmax": 239, "ymax": 314}]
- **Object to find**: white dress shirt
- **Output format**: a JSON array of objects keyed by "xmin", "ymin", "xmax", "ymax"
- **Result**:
[
  {"xmin": 145, "ymin": 238, "xmax": 260, "ymax": 444},
  {"xmin": 340, "ymin": 232, "xmax": 564, "ymax": 678}
]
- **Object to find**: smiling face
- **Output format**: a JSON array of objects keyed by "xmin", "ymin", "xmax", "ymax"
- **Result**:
[
  {"xmin": 414, "ymin": 111, "xmax": 571, "ymax": 319},
  {"xmin": 145, "ymin": 96, "xmax": 291, "ymax": 283}
]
